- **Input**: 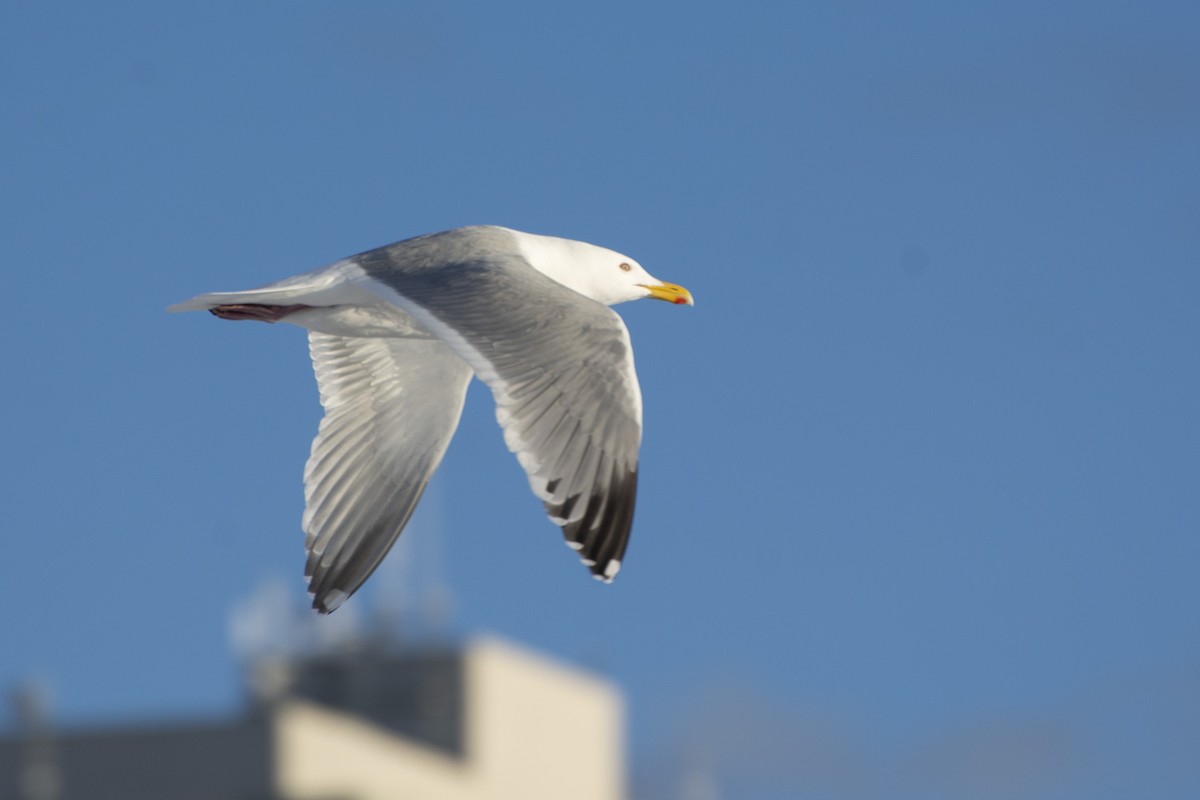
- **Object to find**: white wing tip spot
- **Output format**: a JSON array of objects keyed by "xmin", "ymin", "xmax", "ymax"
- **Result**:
[
  {"xmin": 585, "ymin": 556, "xmax": 624, "ymax": 582},
  {"xmin": 567, "ymin": 541, "xmax": 584, "ymax": 551},
  {"xmin": 591, "ymin": 559, "xmax": 621, "ymax": 583}
]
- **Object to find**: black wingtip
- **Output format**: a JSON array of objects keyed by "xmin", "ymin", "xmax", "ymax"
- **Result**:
[{"xmin": 553, "ymin": 465, "xmax": 638, "ymax": 583}]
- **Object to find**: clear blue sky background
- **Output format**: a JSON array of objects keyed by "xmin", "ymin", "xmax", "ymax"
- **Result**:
[{"xmin": 3, "ymin": 2, "xmax": 1198, "ymax": 798}]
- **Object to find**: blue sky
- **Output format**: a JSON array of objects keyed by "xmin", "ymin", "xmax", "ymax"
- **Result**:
[{"xmin": 3, "ymin": 1, "xmax": 1198, "ymax": 797}]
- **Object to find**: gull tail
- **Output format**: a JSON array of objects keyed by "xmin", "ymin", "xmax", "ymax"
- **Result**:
[{"xmin": 168, "ymin": 261, "xmax": 367, "ymax": 313}]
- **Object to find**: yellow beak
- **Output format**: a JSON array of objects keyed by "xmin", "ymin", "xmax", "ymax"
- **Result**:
[{"xmin": 640, "ymin": 281, "xmax": 695, "ymax": 306}]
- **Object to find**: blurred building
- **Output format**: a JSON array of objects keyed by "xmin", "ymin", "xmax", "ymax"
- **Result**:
[{"xmin": 0, "ymin": 636, "xmax": 624, "ymax": 800}]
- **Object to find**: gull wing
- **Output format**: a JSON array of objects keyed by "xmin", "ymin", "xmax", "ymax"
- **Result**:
[
  {"xmin": 303, "ymin": 331, "xmax": 472, "ymax": 612},
  {"xmin": 352, "ymin": 238, "xmax": 643, "ymax": 582}
]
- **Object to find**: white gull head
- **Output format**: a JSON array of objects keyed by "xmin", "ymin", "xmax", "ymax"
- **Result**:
[{"xmin": 508, "ymin": 228, "xmax": 694, "ymax": 307}]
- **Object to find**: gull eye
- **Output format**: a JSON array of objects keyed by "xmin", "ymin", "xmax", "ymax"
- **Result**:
[{"xmin": 619, "ymin": 262, "xmax": 632, "ymax": 272}]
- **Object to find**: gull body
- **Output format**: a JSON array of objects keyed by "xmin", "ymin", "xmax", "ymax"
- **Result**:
[{"xmin": 171, "ymin": 225, "xmax": 692, "ymax": 612}]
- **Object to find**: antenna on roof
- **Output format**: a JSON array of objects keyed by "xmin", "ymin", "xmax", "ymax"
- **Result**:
[
  {"xmin": 371, "ymin": 475, "xmax": 455, "ymax": 644},
  {"xmin": 228, "ymin": 476, "xmax": 456, "ymax": 671}
]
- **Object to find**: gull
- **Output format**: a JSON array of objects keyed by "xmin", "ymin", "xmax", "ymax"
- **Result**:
[{"xmin": 171, "ymin": 225, "xmax": 693, "ymax": 612}]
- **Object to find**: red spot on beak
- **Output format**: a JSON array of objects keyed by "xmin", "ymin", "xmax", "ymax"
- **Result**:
[{"xmin": 673, "ymin": 297, "xmax": 688, "ymax": 305}]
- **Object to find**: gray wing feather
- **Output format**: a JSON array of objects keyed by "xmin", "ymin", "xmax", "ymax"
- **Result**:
[
  {"xmin": 303, "ymin": 331, "xmax": 472, "ymax": 612},
  {"xmin": 353, "ymin": 233, "xmax": 642, "ymax": 581}
]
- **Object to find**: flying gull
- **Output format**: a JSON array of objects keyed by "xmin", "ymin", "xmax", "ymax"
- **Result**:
[{"xmin": 171, "ymin": 225, "xmax": 693, "ymax": 612}]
